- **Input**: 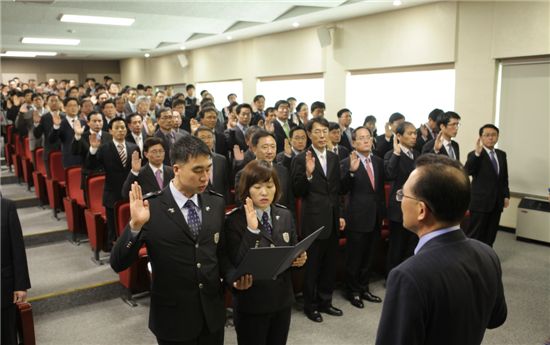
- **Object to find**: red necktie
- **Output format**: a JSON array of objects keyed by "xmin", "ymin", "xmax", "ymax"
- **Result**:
[{"xmin": 364, "ymin": 156, "xmax": 375, "ymax": 190}]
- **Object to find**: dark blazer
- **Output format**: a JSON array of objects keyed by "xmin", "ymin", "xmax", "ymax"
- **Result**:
[
  {"xmin": 121, "ymin": 164, "xmax": 174, "ymax": 199},
  {"xmin": 225, "ymin": 205, "xmax": 297, "ymax": 314},
  {"xmin": 272, "ymin": 120, "xmax": 296, "ymax": 154},
  {"xmin": 275, "ymin": 150, "xmax": 296, "ymax": 170},
  {"xmin": 71, "ymin": 130, "xmax": 113, "ymax": 189},
  {"xmin": 384, "ymin": 149, "xmax": 419, "ymax": 222},
  {"xmin": 375, "ymin": 134, "xmax": 393, "ymax": 159},
  {"xmin": 422, "ymin": 138, "xmax": 460, "ymax": 161},
  {"xmin": 86, "ymin": 140, "xmax": 139, "ymax": 208},
  {"xmin": 48, "ymin": 117, "xmax": 87, "ymax": 168},
  {"xmin": 291, "ymin": 147, "xmax": 342, "ymax": 239},
  {"xmin": 155, "ymin": 130, "xmax": 186, "ymax": 166},
  {"xmin": 125, "ymin": 129, "xmax": 148, "ymax": 158},
  {"xmin": 339, "ymin": 128, "xmax": 353, "ymax": 153},
  {"xmin": 341, "ymin": 154, "xmax": 386, "ymax": 232},
  {"xmin": 332, "ymin": 145, "xmax": 350, "ymax": 161},
  {"xmin": 209, "ymin": 153, "xmax": 230, "ymax": 202},
  {"xmin": 232, "ymin": 149, "xmax": 255, "ymax": 177},
  {"xmin": 376, "ymin": 230, "xmax": 507, "ymax": 345},
  {"xmin": 225, "ymin": 126, "xmax": 247, "ymax": 152},
  {"xmin": 414, "ymin": 127, "xmax": 435, "ymax": 153},
  {"xmin": 123, "ymin": 102, "xmax": 135, "ymax": 116},
  {"xmin": 33, "ymin": 112, "xmax": 62, "ymax": 163},
  {"xmin": 465, "ymin": 149, "xmax": 510, "ymax": 213},
  {"xmin": 110, "ymin": 189, "xmax": 230, "ymax": 342},
  {"xmin": 250, "ymin": 111, "xmax": 264, "ymax": 126},
  {"xmin": 214, "ymin": 130, "xmax": 229, "ymax": 159},
  {"xmin": 1, "ymin": 198, "xmax": 31, "ymax": 309}
]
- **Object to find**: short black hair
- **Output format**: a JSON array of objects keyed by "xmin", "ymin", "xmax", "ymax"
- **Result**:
[
  {"xmin": 289, "ymin": 126, "xmax": 306, "ymax": 138},
  {"xmin": 310, "ymin": 101, "xmax": 325, "ymax": 113},
  {"xmin": 479, "ymin": 124, "xmax": 499, "ymax": 136},
  {"xmin": 351, "ymin": 126, "xmax": 372, "ymax": 141},
  {"xmin": 264, "ymin": 107, "xmax": 275, "ymax": 116},
  {"xmin": 274, "ymin": 100, "xmax": 289, "ymax": 109},
  {"xmin": 236, "ymin": 103, "xmax": 253, "ymax": 115},
  {"xmin": 296, "ymin": 102, "xmax": 307, "ymax": 113},
  {"xmin": 429, "ymin": 108, "xmax": 444, "ymax": 121},
  {"xmin": 144, "ymin": 137, "xmax": 164, "ymax": 152},
  {"xmin": 171, "ymin": 98, "xmax": 185, "ymax": 108},
  {"xmin": 395, "ymin": 121, "xmax": 416, "ymax": 135},
  {"xmin": 227, "ymin": 93, "xmax": 236, "ymax": 100},
  {"xmin": 126, "ymin": 113, "xmax": 143, "ymax": 124},
  {"xmin": 437, "ymin": 111, "xmax": 461, "ymax": 128},
  {"xmin": 23, "ymin": 89, "xmax": 34, "ymax": 96},
  {"xmin": 186, "ymin": 84, "xmax": 195, "ymax": 91},
  {"xmin": 363, "ymin": 115, "xmax": 376, "ymax": 126},
  {"xmin": 63, "ymin": 97, "xmax": 79, "ymax": 107},
  {"xmin": 193, "ymin": 125, "xmax": 214, "ymax": 137},
  {"xmin": 87, "ymin": 111, "xmax": 103, "ymax": 122},
  {"xmin": 306, "ymin": 116, "xmax": 329, "ymax": 132},
  {"xmin": 101, "ymin": 99, "xmax": 115, "ymax": 110},
  {"xmin": 337, "ymin": 108, "xmax": 351, "ymax": 118},
  {"xmin": 253, "ymin": 95, "xmax": 265, "ymax": 103},
  {"xmin": 412, "ymin": 154, "xmax": 470, "ymax": 224},
  {"xmin": 251, "ymin": 129, "xmax": 276, "ymax": 147},
  {"xmin": 287, "ymin": 97, "xmax": 296, "ymax": 102},
  {"xmin": 228, "ymin": 101, "xmax": 239, "ymax": 114},
  {"xmin": 389, "ymin": 112, "xmax": 405, "ymax": 123},
  {"xmin": 32, "ymin": 93, "xmax": 43, "ymax": 101},
  {"xmin": 170, "ymin": 134, "xmax": 210, "ymax": 165},
  {"xmin": 108, "ymin": 117, "xmax": 126, "ymax": 130},
  {"xmin": 328, "ymin": 122, "xmax": 340, "ymax": 131},
  {"xmin": 198, "ymin": 106, "xmax": 217, "ymax": 119}
]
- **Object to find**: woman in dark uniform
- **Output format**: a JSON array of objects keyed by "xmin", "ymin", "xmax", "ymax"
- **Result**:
[{"xmin": 225, "ymin": 160, "xmax": 307, "ymax": 345}]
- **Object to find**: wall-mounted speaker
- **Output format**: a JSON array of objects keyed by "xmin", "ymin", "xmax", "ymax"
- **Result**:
[
  {"xmin": 317, "ymin": 27, "xmax": 332, "ymax": 48},
  {"xmin": 177, "ymin": 54, "xmax": 188, "ymax": 69}
]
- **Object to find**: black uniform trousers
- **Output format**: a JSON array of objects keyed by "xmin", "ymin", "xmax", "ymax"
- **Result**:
[
  {"xmin": 156, "ymin": 321, "xmax": 223, "ymax": 345},
  {"xmin": 303, "ymin": 229, "xmax": 339, "ymax": 312},
  {"xmin": 1, "ymin": 304, "xmax": 17, "ymax": 345},
  {"xmin": 233, "ymin": 307, "xmax": 291, "ymax": 345},
  {"xmin": 467, "ymin": 209, "xmax": 502, "ymax": 247},
  {"xmin": 345, "ymin": 229, "xmax": 379, "ymax": 296},
  {"xmin": 386, "ymin": 221, "xmax": 418, "ymax": 278}
]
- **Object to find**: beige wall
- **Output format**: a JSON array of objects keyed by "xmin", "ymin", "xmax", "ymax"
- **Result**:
[{"xmin": 0, "ymin": 58, "xmax": 120, "ymax": 84}]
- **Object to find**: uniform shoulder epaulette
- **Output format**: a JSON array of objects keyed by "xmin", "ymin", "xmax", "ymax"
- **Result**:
[
  {"xmin": 208, "ymin": 189, "xmax": 224, "ymax": 198},
  {"xmin": 273, "ymin": 203, "xmax": 288, "ymax": 209},
  {"xmin": 143, "ymin": 190, "xmax": 162, "ymax": 200}
]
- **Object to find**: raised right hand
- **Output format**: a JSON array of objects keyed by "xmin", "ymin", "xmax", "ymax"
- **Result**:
[
  {"xmin": 349, "ymin": 151, "xmax": 360, "ymax": 172},
  {"xmin": 434, "ymin": 131, "xmax": 443, "ymax": 152},
  {"xmin": 233, "ymin": 145, "xmax": 244, "ymax": 161},
  {"xmin": 474, "ymin": 137, "xmax": 483, "ymax": 155},
  {"xmin": 73, "ymin": 119, "xmax": 85, "ymax": 136},
  {"xmin": 244, "ymin": 197, "xmax": 258, "ymax": 230},
  {"xmin": 393, "ymin": 135, "xmax": 401, "ymax": 155},
  {"xmin": 32, "ymin": 110, "xmax": 41, "ymax": 124},
  {"xmin": 420, "ymin": 124, "xmax": 428, "ymax": 139},
  {"xmin": 129, "ymin": 182, "xmax": 150, "ymax": 229},
  {"xmin": 52, "ymin": 112, "xmax": 62, "ymax": 126},
  {"xmin": 384, "ymin": 122, "xmax": 392, "ymax": 139},
  {"xmin": 284, "ymin": 138, "xmax": 292, "ymax": 156},
  {"xmin": 305, "ymin": 150, "xmax": 316, "ymax": 177},
  {"xmin": 131, "ymin": 150, "xmax": 142, "ymax": 173},
  {"xmin": 89, "ymin": 131, "xmax": 101, "ymax": 149}
]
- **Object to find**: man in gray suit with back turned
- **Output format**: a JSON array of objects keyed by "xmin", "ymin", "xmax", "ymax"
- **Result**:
[{"xmin": 376, "ymin": 154, "xmax": 507, "ymax": 345}]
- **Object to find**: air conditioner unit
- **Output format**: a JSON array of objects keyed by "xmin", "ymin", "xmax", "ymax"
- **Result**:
[{"xmin": 516, "ymin": 197, "xmax": 550, "ymax": 244}]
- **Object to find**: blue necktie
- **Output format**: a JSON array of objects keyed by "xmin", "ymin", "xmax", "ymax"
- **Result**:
[
  {"xmin": 184, "ymin": 199, "xmax": 201, "ymax": 238},
  {"xmin": 262, "ymin": 211, "xmax": 272, "ymax": 235},
  {"xmin": 489, "ymin": 150, "xmax": 499, "ymax": 175}
]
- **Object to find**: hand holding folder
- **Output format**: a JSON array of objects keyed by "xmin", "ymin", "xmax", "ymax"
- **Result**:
[{"xmin": 230, "ymin": 226, "xmax": 324, "ymax": 283}]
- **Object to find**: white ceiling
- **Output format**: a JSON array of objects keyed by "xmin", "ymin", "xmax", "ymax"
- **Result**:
[{"xmin": 1, "ymin": 0, "xmax": 435, "ymax": 60}]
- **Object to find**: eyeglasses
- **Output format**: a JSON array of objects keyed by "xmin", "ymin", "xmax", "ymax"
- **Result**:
[{"xmin": 396, "ymin": 189, "xmax": 419, "ymax": 202}]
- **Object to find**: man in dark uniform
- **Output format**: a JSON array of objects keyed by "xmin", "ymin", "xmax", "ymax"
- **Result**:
[{"xmin": 111, "ymin": 135, "xmax": 251, "ymax": 345}]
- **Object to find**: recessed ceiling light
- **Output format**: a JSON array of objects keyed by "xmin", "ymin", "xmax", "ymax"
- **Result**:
[
  {"xmin": 393, "ymin": 0, "xmax": 402, "ymax": 6},
  {"xmin": 292, "ymin": 22, "xmax": 300, "ymax": 28},
  {"xmin": 226, "ymin": 35, "xmax": 232, "ymax": 40},
  {"xmin": 0, "ymin": 51, "xmax": 57, "ymax": 57},
  {"xmin": 180, "ymin": 46, "xmax": 186, "ymax": 50},
  {"xmin": 22, "ymin": 37, "xmax": 80, "ymax": 46},
  {"xmin": 60, "ymin": 14, "xmax": 135, "ymax": 26},
  {"xmin": 144, "ymin": 53, "xmax": 150, "ymax": 58}
]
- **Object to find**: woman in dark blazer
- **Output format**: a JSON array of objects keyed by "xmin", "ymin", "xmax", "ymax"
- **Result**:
[{"xmin": 225, "ymin": 160, "xmax": 307, "ymax": 345}]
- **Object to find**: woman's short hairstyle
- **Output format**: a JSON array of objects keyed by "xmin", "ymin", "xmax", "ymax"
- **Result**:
[{"xmin": 237, "ymin": 160, "xmax": 281, "ymax": 204}]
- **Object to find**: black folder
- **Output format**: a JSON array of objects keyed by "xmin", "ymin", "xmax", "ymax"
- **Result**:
[{"xmin": 231, "ymin": 226, "xmax": 325, "ymax": 282}]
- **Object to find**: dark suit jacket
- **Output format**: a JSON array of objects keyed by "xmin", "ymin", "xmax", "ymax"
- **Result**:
[
  {"xmin": 332, "ymin": 145, "xmax": 350, "ymax": 161},
  {"xmin": 422, "ymin": 138, "xmax": 460, "ymax": 161},
  {"xmin": 414, "ymin": 127, "xmax": 435, "ymax": 153},
  {"xmin": 465, "ymin": 149, "xmax": 510, "ymax": 213},
  {"xmin": 272, "ymin": 120, "xmax": 296, "ymax": 154},
  {"xmin": 86, "ymin": 140, "xmax": 139, "ymax": 208},
  {"xmin": 155, "ymin": 130, "xmax": 185, "ymax": 166},
  {"xmin": 376, "ymin": 230, "xmax": 507, "ymax": 345},
  {"xmin": 291, "ymin": 148, "xmax": 342, "ymax": 239},
  {"xmin": 1, "ymin": 198, "xmax": 31, "ymax": 309},
  {"xmin": 125, "ymin": 130, "xmax": 149, "ymax": 158},
  {"xmin": 124, "ymin": 102, "xmax": 135, "ymax": 116},
  {"xmin": 384, "ymin": 149, "xmax": 419, "ymax": 222},
  {"xmin": 121, "ymin": 164, "xmax": 174, "ymax": 199},
  {"xmin": 341, "ymin": 154, "xmax": 386, "ymax": 232},
  {"xmin": 33, "ymin": 112, "xmax": 62, "ymax": 162},
  {"xmin": 209, "ymin": 153, "xmax": 229, "ymax": 202},
  {"xmin": 375, "ymin": 134, "xmax": 393, "ymax": 159},
  {"xmin": 110, "ymin": 189, "xmax": 230, "ymax": 342},
  {"xmin": 339, "ymin": 128, "xmax": 353, "ymax": 153},
  {"xmin": 49, "ymin": 117, "xmax": 87, "ymax": 168},
  {"xmin": 225, "ymin": 126, "xmax": 247, "ymax": 152},
  {"xmin": 72, "ymin": 130, "xmax": 113, "ymax": 189},
  {"xmin": 214, "ymin": 130, "xmax": 229, "ymax": 159},
  {"xmin": 225, "ymin": 205, "xmax": 297, "ymax": 314},
  {"xmin": 275, "ymin": 151, "xmax": 296, "ymax": 170}
]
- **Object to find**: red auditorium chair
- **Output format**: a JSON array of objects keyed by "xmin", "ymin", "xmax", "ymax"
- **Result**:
[
  {"xmin": 11, "ymin": 133, "xmax": 23, "ymax": 182},
  {"xmin": 45, "ymin": 151, "xmax": 66, "ymax": 219},
  {"xmin": 62, "ymin": 166, "xmax": 87, "ymax": 243},
  {"xmin": 21, "ymin": 137, "xmax": 34, "ymax": 190},
  {"xmin": 31, "ymin": 148, "xmax": 48, "ymax": 206},
  {"xmin": 115, "ymin": 201, "xmax": 150, "ymax": 306},
  {"xmin": 84, "ymin": 174, "xmax": 108, "ymax": 264},
  {"xmin": 4, "ymin": 125, "xmax": 14, "ymax": 172}
]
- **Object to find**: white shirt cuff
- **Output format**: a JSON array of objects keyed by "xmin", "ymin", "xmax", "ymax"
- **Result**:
[{"xmin": 247, "ymin": 226, "xmax": 261, "ymax": 234}]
